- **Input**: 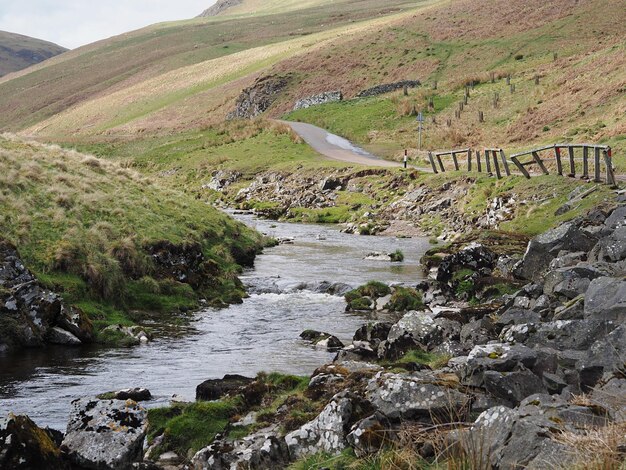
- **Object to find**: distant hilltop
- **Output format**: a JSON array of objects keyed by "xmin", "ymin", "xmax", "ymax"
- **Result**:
[
  {"xmin": 198, "ymin": 0, "xmax": 243, "ymax": 17},
  {"xmin": 0, "ymin": 30, "xmax": 67, "ymax": 77}
]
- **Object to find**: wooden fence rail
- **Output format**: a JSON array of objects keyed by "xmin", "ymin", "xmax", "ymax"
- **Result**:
[{"xmin": 426, "ymin": 144, "xmax": 616, "ymax": 185}]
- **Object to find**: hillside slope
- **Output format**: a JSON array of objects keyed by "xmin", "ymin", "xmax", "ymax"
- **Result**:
[
  {"xmin": 0, "ymin": 134, "xmax": 263, "ymax": 345},
  {"xmin": 0, "ymin": 30, "xmax": 66, "ymax": 77}
]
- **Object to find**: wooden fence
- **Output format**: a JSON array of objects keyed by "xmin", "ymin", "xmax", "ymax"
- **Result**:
[{"xmin": 427, "ymin": 144, "xmax": 616, "ymax": 185}]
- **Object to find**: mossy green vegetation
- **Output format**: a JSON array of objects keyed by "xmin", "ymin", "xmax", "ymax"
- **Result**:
[
  {"xmin": 0, "ymin": 135, "xmax": 265, "ymax": 342},
  {"xmin": 386, "ymin": 287, "xmax": 423, "ymax": 312}
]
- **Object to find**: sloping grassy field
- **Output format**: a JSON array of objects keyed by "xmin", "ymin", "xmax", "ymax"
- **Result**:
[
  {"xmin": 0, "ymin": 134, "xmax": 264, "ymax": 336},
  {"xmin": 0, "ymin": 30, "xmax": 66, "ymax": 77}
]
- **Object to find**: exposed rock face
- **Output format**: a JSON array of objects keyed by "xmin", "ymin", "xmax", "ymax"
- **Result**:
[
  {"xmin": 62, "ymin": 398, "xmax": 147, "ymax": 470},
  {"xmin": 356, "ymin": 80, "xmax": 420, "ymax": 98},
  {"xmin": 0, "ymin": 413, "xmax": 67, "ymax": 469},
  {"xmin": 198, "ymin": 0, "xmax": 243, "ymax": 17},
  {"xmin": 227, "ymin": 75, "xmax": 291, "ymax": 119},
  {"xmin": 0, "ymin": 240, "xmax": 93, "ymax": 352},
  {"xmin": 293, "ymin": 91, "xmax": 342, "ymax": 110}
]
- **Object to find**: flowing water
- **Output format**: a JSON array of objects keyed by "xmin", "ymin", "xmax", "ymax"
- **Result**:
[{"xmin": 0, "ymin": 214, "xmax": 430, "ymax": 430}]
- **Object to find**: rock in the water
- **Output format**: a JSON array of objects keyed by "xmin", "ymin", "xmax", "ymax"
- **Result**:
[
  {"xmin": 193, "ymin": 426, "xmax": 290, "ymax": 470},
  {"xmin": 62, "ymin": 398, "xmax": 147, "ymax": 470},
  {"xmin": 366, "ymin": 371, "xmax": 469, "ymax": 421},
  {"xmin": 114, "ymin": 388, "xmax": 152, "ymax": 401},
  {"xmin": 300, "ymin": 330, "xmax": 344, "ymax": 351},
  {"xmin": 47, "ymin": 326, "xmax": 82, "ymax": 346},
  {"xmin": 196, "ymin": 374, "xmax": 255, "ymax": 401},
  {"xmin": 0, "ymin": 413, "xmax": 66, "ymax": 470},
  {"xmin": 285, "ymin": 391, "xmax": 371, "ymax": 459}
]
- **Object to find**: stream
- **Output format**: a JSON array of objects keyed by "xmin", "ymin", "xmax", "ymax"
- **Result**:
[{"xmin": 0, "ymin": 214, "xmax": 430, "ymax": 430}]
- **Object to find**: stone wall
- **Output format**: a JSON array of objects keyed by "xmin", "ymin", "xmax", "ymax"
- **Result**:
[
  {"xmin": 227, "ymin": 74, "xmax": 291, "ymax": 120},
  {"xmin": 293, "ymin": 91, "xmax": 343, "ymax": 110},
  {"xmin": 356, "ymin": 80, "xmax": 421, "ymax": 98}
]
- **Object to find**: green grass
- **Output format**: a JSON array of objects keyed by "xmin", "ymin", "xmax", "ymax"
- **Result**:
[{"xmin": 0, "ymin": 136, "xmax": 264, "ymax": 343}]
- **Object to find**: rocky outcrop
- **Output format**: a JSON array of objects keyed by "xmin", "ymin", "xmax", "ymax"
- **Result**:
[
  {"xmin": 227, "ymin": 75, "xmax": 291, "ymax": 119},
  {"xmin": 62, "ymin": 398, "xmax": 148, "ymax": 470},
  {"xmin": 198, "ymin": 0, "xmax": 243, "ymax": 17},
  {"xmin": 0, "ymin": 240, "xmax": 94, "ymax": 352},
  {"xmin": 293, "ymin": 91, "xmax": 342, "ymax": 110},
  {"xmin": 356, "ymin": 80, "xmax": 421, "ymax": 98}
]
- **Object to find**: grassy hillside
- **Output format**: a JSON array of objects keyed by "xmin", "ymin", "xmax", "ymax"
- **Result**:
[
  {"xmin": 0, "ymin": 31, "xmax": 66, "ymax": 77},
  {"xmin": 0, "ymin": 134, "xmax": 264, "ymax": 338},
  {"xmin": 0, "ymin": 0, "xmax": 420, "ymax": 133}
]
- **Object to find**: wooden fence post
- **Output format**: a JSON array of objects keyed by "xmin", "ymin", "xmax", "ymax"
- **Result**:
[
  {"xmin": 582, "ymin": 146, "xmax": 589, "ymax": 179},
  {"xmin": 492, "ymin": 150, "xmax": 502, "ymax": 179},
  {"xmin": 436, "ymin": 154, "xmax": 445, "ymax": 173},
  {"xmin": 476, "ymin": 150, "xmax": 482, "ymax": 173},
  {"xmin": 604, "ymin": 148, "xmax": 616, "ymax": 186},
  {"xmin": 532, "ymin": 151, "xmax": 550, "ymax": 175},
  {"xmin": 428, "ymin": 151, "xmax": 438, "ymax": 174},
  {"xmin": 478, "ymin": 111, "xmax": 484, "ymax": 122},
  {"xmin": 567, "ymin": 146, "xmax": 576, "ymax": 177},
  {"xmin": 485, "ymin": 149, "xmax": 492, "ymax": 174},
  {"xmin": 467, "ymin": 149, "xmax": 472, "ymax": 171},
  {"xmin": 511, "ymin": 156, "xmax": 531, "ymax": 179},
  {"xmin": 451, "ymin": 151, "xmax": 460, "ymax": 171},
  {"xmin": 510, "ymin": 84, "xmax": 515, "ymax": 93},
  {"xmin": 594, "ymin": 147, "xmax": 602, "ymax": 182},
  {"xmin": 499, "ymin": 149, "xmax": 511, "ymax": 176},
  {"xmin": 554, "ymin": 146, "xmax": 563, "ymax": 175}
]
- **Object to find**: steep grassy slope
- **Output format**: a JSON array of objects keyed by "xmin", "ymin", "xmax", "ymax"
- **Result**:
[
  {"xmin": 0, "ymin": 31, "xmax": 66, "ymax": 77},
  {"xmin": 0, "ymin": 134, "xmax": 264, "ymax": 336},
  {"xmin": 0, "ymin": 0, "xmax": 420, "ymax": 133}
]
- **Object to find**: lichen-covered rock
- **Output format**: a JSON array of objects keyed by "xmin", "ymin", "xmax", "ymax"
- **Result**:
[
  {"xmin": 285, "ymin": 391, "xmax": 371, "ymax": 459},
  {"xmin": 192, "ymin": 426, "xmax": 290, "ymax": 470},
  {"xmin": 62, "ymin": 398, "xmax": 147, "ymax": 470},
  {"xmin": 386, "ymin": 311, "xmax": 441, "ymax": 348},
  {"xmin": 346, "ymin": 412, "xmax": 394, "ymax": 457},
  {"xmin": 542, "ymin": 264, "xmax": 603, "ymax": 299},
  {"xmin": 0, "ymin": 413, "xmax": 67, "ymax": 470},
  {"xmin": 584, "ymin": 276, "xmax": 626, "ymax": 322},
  {"xmin": 366, "ymin": 371, "xmax": 469, "ymax": 421}
]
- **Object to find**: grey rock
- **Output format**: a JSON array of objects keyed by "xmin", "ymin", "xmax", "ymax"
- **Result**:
[
  {"xmin": 285, "ymin": 391, "xmax": 370, "ymax": 459},
  {"xmin": 516, "ymin": 221, "xmax": 598, "ymax": 281},
  {"xmin": 578, "ymin": 325, "xmax": 626, "ymax": 390},
  {"xmin": 366, "ymin": 371, "xmax": 470, "ymax": 421},
  {"xmin": 460, "ymin": 317, "xmax": 496, "ymax": 349},
  {"xmin": 192, "ymin": 426, "xmax": 289, "ymax": 470},
  {"xmin": 483, "ymin": 368, "xmax": 546, "ymax": 404},
  {"xmin": 62, "ymin": 398, "xmax": 147, "ymax": 470},
  {"xmin": 495, "ymin": 308, "xmax": 541, "ymax": 328},
  {"xmin": 584, "ymin": 276, "xmax": 626, "ymax": 322},
  {"xmin": 548, "ymin": 251, "xmax": 587, "ymax": 269},
  {"xmin": 603, "ymin": 206, "xmax": 626, "ymax": 231},
  {"xmin": 346, "ymin": 412, "xmax": 394, "ymax": 457},
  {"xmin": 553, "ymin": 296, "xmax": 585, "ymax": 320},
  {"xmin": 543, "ymin": 264, "xmax": 603, "ymax": 299},
  {"xmin": 524, "ymin": 319, "xmax": 613, "ymax": 350},
  {"xmin": 47, "ymin": 326, "xmax": 81, "ymax": 346},
  {"xmin": 227, "ymin": 74, "xmax": 291, "ymax": 119}
]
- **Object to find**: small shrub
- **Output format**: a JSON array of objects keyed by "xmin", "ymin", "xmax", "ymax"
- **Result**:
[
  {"xmin": 387, "ymin": 287, "xmax": 423, "ymax": 311},
  {"xmin": 390, "ymin": 249, "xmax": 405, "ymax": 262},
  {"xmin": 349, "ymin": 296, "xmax": 373, "ymax": 311},
  {"xmin": 359, "ymin": 281, "xmax": 391, "ymax": 298}
]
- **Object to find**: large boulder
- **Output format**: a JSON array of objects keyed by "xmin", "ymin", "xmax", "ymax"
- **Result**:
[
  {"xmin": 462, "ymin": 343, "xmax": 537, "ymax": 388},
  {"xmin": 62, "ymin": 398, "xmax": 147, "ymax": 470},
  {"xmin": 542, "ymin": 264, "xmax": 603, "ymax": 299},
  {"xmin": 578, "ymin": 325, "xmax": 626, "ymax": 390},
  {"xmin": 516, "ymin": 221, "xmax": 598, "ymax": 281},
  {"xmin": 284, "ymin": 391, "xmax": 371, "ymax": 459},
  {"xmin": 590, "ymin": 226, "xmax": 626, "ymax": 262},
  {"xmin": 192, "ymin": 426, "xmax": 290, "ymax": 470},
  {"xmin": 436, "ymin": 244, "xmax": 498, "ymax": 285},
  {"xmin": 366, "ymin": 372, "xmax": 470, "ymax": 421},
  {"xmin": 386, "ymin": 311, "xmax": 441, "ymax": 349},
  {"xmin": 584, "ymin": 277, "xmax": 626, "ymax": 322},
  {"xmin": 0, "ymin": 413, "xmax": 67, "ymax": 470}
]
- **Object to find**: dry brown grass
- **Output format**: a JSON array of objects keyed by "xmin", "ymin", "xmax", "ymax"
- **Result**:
[{"xmin": 553, "ymin": 422, "xmax": 626, "ymax": 470}]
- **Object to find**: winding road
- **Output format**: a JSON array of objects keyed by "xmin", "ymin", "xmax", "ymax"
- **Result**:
[{"xmin": 281, "ymin": 120, "xmax": 404, "ymax": 168}]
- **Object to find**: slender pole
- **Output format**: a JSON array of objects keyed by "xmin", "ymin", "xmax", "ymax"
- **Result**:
[
  {"xmin": 418, "ymin": 120, "xmax": 422, "ymax": 151},
  {"xmin": 404, "ymin": 149, "xmax": 408, "ymax": 169},
  {"xmin": 582, "ymin": 146, "xmax": 589, "ymax": 179}
]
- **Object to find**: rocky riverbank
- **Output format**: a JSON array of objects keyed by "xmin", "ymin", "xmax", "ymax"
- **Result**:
[{"xmin": 4, "ymin": 201, "xmax": 624, "ymax": 469}]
